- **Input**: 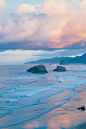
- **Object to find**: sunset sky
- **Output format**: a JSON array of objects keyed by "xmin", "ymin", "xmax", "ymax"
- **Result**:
[{"xmin": 0, "ymin": 0, "xmax": 86, "ymax": 64}]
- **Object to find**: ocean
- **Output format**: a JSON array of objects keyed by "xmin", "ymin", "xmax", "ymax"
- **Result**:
[{"xmin": 0, "ymin": 64, "xmax": 86, "ymax": 129}]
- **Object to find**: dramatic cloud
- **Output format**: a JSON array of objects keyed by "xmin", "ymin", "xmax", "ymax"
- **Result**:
[{"xmin": 0, "ymin": 0, "xmax": 86, "ymax": 50}]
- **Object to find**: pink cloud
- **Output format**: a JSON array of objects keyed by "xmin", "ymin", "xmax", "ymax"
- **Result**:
[
  {"xmin": 0, "ymin": 0, "xmax": 86, "ymax": 49},
  {"xmin": 14, "ymin": 4, "xmax": 36, "ymax": 15},
  {"xmin": 0, "ymin": 0, "xmax": 7, "ymax": 8}
]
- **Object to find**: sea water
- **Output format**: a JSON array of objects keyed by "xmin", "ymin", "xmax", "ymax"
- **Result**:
[{"xmin": 0, "ymin": 64, "xmax": 86, "ymax": 129}]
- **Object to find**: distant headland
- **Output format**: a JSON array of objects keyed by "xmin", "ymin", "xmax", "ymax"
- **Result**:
[{"xmin": 25, "ymin": 53, "xmax": 86, "ymax": 64}]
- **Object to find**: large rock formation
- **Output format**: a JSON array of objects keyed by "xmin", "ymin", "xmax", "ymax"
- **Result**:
[
  {"xmin": 53, "ymin": 66, "xmax": 67, "ymax": 72},
  {"xmin": 59, "ymin": 59, "xmax": 66, "ymax": 65},
  {"xmin": 27, "ymin": 65, "xmax": 48, "ymax": 73}
]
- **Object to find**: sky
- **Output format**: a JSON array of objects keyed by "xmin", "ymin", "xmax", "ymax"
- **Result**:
[
  {"xmin": 5, "ymin": 0, "xmax": 43, "ymax": 9},
  {"xmin": 0, "ymin": 49, "xmax": 86, "ymax": 65},
  {"xmin": 0, "ymin": 0, "xmax": 86, "ymax": 64},
  {"xmin": 0, "ymin": 0, "xmax": 86, "ymax": 50}
]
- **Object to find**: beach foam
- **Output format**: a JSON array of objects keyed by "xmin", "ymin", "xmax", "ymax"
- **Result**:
[{"xmin": 0, "ymin": 64, "xmax": 86, "ymax": 128}]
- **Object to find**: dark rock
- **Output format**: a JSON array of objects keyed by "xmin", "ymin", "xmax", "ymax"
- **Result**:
[
  {"xmin": 27, "ymin": 65, "xmax": 48, "ymax": 73},
  {"xmin": 53, "ymin": 66, "xmax": 67, "ymax": 72},
  {"xmin": 77, "ymin": 106, "xmax": 85, "ymax": 111},
  {"xmin": 59, "ymin": 59, "xmax": 66, "ymax": 65}
]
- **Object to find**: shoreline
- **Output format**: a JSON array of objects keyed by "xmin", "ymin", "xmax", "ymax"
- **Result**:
[{"xmin": 4, "ymin": 85, "xmax": 86, "ymax": 129}]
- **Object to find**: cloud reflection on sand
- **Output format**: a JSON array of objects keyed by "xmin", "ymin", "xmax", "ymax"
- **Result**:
[{"xmin": 24, "ymin": 89, "xmax": 86, "ymax": 129}]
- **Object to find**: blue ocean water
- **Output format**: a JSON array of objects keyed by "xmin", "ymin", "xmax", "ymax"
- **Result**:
[{"xmin": 0, "ymin": 64, "xmax": 86, "ymax": 129}]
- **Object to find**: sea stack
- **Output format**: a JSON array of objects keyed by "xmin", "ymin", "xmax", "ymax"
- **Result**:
[
  {"xmin": 53, "ymin": 66, "xmax": 67, "ymax": 72},
  {"xmin": 59, "ymin": 59, "xmax": 67, "ymax": 65},
  {"xmin": 27, "ymin": 65, "xmax": 48, "ymax": 73}
]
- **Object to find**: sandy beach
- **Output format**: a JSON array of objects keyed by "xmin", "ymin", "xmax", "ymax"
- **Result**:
[
  {"xmin": 0, "ymin": 0, "xmax": 86, "ymax": 128},
  {"xmin": 0, "ymin": 64, "xmax": 86, "ymax": 129},
  {"xmin": 24, "ymin": 88, "xmax": 86, "ymax": 129},
  {"xmin": 4, "ymin": 83, "xmax": 86, "ymax": 129}
]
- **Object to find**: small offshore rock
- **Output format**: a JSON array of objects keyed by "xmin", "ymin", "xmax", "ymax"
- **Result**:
[
  {"xmin": 49, "ymin": 63, "xmax": 51, "ymax": 65},
  {"xmin": 53, "ymin": 66, "xmax": 67, "ymax": 72},
  {"xmin": 59, "ymin": 59, "xmax": 67, "ymax": 65},
  {"xmin": 77, "ymin": 106, "xmax": 85, "ymax": 111},
  {"xmin": 27, "ymin": 65, "xmax": 48, "ymax": 73}
]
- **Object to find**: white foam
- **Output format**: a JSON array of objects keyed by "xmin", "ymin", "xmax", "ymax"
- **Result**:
[{"xmin": 54, "ymin": 77, "xmax": 64, "ymax": 82}]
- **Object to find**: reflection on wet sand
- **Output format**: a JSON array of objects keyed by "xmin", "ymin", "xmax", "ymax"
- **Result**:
[
  {"xmin": 25, "ymin": 122, "xmax": 39, "ymax": 129},
  {"xmin": 3, "ymin": 88, "xmax": 86, "ymax": 129},
  {"xmin": 24, "ymin": 89, "xmax": 86, "ymax": 129}
]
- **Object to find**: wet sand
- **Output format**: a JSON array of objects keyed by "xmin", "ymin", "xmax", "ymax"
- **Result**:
[{"xmin": 4, "ymin": 84, "xmax": 86, "ymax": 129}]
